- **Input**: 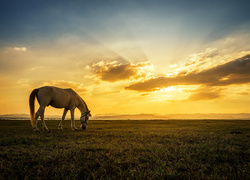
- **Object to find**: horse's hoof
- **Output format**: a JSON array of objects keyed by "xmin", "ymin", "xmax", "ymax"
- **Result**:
[{"xmin": 33, "ymin": 128, "xmax": 40, "ymax": 132}]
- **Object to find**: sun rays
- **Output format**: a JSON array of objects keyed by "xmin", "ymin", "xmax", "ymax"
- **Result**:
[{"xmin": 0, "ymin": 0, "xmax": 250, "ymax": 115}]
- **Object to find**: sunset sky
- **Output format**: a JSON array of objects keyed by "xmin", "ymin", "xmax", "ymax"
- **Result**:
[{"xmin": 0, "ymin": 0, "xmax": 250, "ymax": 117}]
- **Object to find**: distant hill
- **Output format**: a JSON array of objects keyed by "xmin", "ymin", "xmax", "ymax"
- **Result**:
[
  {"xmin": 93, "ymin": 113, "xmax": 250, "ymax": 120},
  {"xmin": 1, "ymin": 113, "xmax": 250, "ymax": 120},
  {"xmin": 94, "ymin": 113, "xmax": 169, "ymax": 120}
]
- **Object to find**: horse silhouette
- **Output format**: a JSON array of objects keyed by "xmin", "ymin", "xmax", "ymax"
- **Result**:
[{"xmin": 29, "ymin": 86, "xmax": 91, "ymax": 131}]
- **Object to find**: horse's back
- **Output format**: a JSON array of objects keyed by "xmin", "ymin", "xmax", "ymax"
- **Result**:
[
  {"xmin": 38, "ymin": 86, "xmax": 72, "ymax": 95},
  {"xmin": 38, "ymin": 86, "xmax": 53, "ymax": 95},
  {"xmin": 37, "ymin": 86, "xmax": 73, "ymax": 108}
]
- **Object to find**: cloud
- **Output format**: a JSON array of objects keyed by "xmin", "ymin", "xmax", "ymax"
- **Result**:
[
  {"xmin": 0, "ymin": 47, "xmax": 31, "ymax": 74},
  {"xmin": 13, "ymin": 47, "xmax": 27, "ymax": 52},
  {"xmin": 187, "ymin": 87, "xmax": 223, "ymax": 101},
  {"xmin": 184, "ymin": 48, "xmax": 218, "ymax": 66},
  {"xmin": 18, "ymin": 79, "xmax": 30, "ymax": 87},
  {"xmin": 90, "ymin": 61, "xmax": 153, "ymax": 82},
  {"xmin": 126, "ymin": 54, "xmax": 250, "ymax": 92},
  {"xmin": 236, "ymin": 92, "xmax": 249, "ymax": 96},
  {"xmin": 42, "ymin": 80, "xmax": 88, "ymax": 94},
  {"xmin": 2, "ymin": 47, "xmax": 28, "ymax": 52}
]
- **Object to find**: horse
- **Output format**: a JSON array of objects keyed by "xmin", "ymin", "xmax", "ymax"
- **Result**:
[{"xmin": 29, "ymin": 86, "xmax": 91, "ymax": 131}]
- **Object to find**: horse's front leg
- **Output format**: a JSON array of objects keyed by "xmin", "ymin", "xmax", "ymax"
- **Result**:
[
  {"xmin": 58, "ymin": 108, "xmax": 68, "ymax": 130},
  {"xmin": 70, "ymin": 108, "xmax": 78, "ymax": 130}
]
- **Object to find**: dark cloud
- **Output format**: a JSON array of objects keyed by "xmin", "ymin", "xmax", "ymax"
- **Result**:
[
  {"xmin": 92, "ymin": 61, "xmax": 152, "ymax": 82},
  {"xmin": 126, "ymin": 54, "xmax": 250, "ymax": 92},
  {"xmin": 96, "ymin": 63, "xmax": 137, "ymax": 82}
]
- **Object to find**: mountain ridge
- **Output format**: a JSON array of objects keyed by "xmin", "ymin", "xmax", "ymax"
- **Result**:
[{"xmin": 1, "ymin": 113, "xmax": 250, "ymax": 120}]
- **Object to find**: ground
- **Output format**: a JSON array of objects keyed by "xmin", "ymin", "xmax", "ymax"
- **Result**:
[{"xmin": 0, "ymin": 120, "xmax": 249, "ymax": 179}]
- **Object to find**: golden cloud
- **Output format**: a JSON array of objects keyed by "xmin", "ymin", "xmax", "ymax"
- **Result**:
[
  {"xmin": 90, "ymin": 61, "xmax": 153, "ymax": 82},
  {"xmin": 126, "ymin": 54, "xmax": 250, "ymax": 92}
]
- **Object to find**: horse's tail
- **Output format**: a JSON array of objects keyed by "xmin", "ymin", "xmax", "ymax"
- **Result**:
[{"xmin": 29, "ymin": 89, "xmax": 39, "ymax": 126}]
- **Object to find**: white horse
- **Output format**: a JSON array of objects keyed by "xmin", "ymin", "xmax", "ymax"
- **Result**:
[{"xmin": 29, "ymin": 86, "xmax": 91, "ymax": 131}]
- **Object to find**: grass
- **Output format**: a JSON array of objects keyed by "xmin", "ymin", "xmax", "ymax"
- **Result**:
[{"xmin": 0, "ymin": 119, "xmax": 249, "ymax": 179}]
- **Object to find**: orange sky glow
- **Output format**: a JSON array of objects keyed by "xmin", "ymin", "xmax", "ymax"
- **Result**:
[{"xmin": 0, "ymin": 1, "xmax": 250, "ymax": 117}]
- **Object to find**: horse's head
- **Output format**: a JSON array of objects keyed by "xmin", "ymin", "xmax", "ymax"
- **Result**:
[{"xmin": 80, "ymin": 111, "xmax": 91, "ymax": 130}]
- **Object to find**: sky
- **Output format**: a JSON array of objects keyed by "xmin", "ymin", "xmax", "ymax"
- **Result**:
[{"xmin": 0, "ymin": 0, "xmax": 250, "ymax": 117}]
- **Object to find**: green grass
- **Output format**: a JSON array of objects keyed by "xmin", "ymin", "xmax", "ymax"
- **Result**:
[{"xmin": 0, "ymin": 120, "xmax": 249, "ymax": 179}]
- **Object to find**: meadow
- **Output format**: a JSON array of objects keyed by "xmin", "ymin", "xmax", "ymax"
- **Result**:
[{"xmin": 0, "ymin": 119, "xmax": 249, "ymax": 179}]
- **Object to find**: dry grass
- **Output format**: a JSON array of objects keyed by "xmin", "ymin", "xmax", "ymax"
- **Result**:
[{"xmin": 0, "ymin": 120, "xmax": 249, "ymax": 179}]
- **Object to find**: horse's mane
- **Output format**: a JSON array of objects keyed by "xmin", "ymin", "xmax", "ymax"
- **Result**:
[{"xmin": 77, "ymin": 94, "xmax": 90, "ymax": 112}]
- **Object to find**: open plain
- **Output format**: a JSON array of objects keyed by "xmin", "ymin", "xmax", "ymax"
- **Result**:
[{"xmin": 0, "ymin": 120, "xmax": 249, "ymax": 179}]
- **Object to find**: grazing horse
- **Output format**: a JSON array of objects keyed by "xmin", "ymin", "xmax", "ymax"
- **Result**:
[{"xmin": 29, "ymin": 86, "xmax": 91, "ymax": 131}]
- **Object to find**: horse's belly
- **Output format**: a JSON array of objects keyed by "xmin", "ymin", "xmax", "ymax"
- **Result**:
[
  {"xmin": 49, "ymin": 101, "xmax": 68, "ymax": 108},
  {"xmin": 49, "ymin": 103, "xmax": 64, "ymax": 108}
]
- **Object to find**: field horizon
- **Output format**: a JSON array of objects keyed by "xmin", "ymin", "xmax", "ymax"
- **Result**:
[
  {"xmin": 1, "ymin": 119, "xmax": 249, "ymax": 179},
  {"xmin": 1, "ymin": 112, "xmax": 250, "ymax": 120}
]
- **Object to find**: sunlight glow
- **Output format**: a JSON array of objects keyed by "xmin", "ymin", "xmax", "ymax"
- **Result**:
[
  {"xmin": 149, "ymin": 85, "xmax": 196, "ymax": 101},
  {"xmin": 1, "ymin": 0, "xmax": 250, "ymax": 116},
  {"xmin": 159, "ymin": 86, "xmax": 177, "ymax": 92}
]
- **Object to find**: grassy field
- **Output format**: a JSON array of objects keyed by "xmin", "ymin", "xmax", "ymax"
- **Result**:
[{"xmin": 0, "ymin": 119, "xmax": 249, "ymax": 179}]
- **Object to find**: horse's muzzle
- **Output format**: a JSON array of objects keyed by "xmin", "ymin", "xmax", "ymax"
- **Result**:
[{"xmin": 80, "ymin": 123, "xmax": 87, "ymax": 130}]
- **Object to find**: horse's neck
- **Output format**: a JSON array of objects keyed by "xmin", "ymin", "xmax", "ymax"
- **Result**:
[{"xmin": 77, "ymin": 96, "xmax": 88, "ymax": 113}]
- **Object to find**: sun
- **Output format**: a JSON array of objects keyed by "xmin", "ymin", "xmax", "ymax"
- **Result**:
[
  {"xmin": 148, "ymin": 85, "xmax": 198, "ymax": 102},
  {"xmin": 159, "ymin": 86, "xmax": 177, "ymax": 92}
]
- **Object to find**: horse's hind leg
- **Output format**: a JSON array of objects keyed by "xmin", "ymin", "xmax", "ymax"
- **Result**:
[
  {"xmin": 40, "ymin": 109, "xmax": 49, "ymax": 131},
  {"xmin": 58, "ymin": 108, "xmax": 68, "ymax": 130},
  {"xmin": 33, "ymin": 106, "xmax": 46, "ymax": 132}
]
